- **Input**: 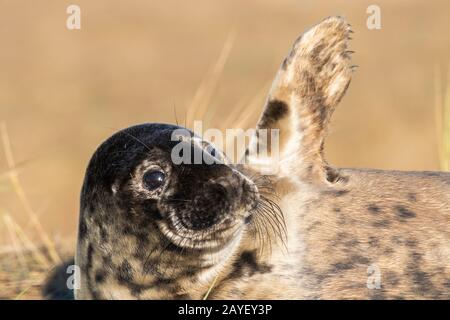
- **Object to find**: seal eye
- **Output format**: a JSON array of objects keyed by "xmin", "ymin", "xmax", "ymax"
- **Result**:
[{"xmin": 143, "ymin": 170, "xmax": 165, "ymax": 190}]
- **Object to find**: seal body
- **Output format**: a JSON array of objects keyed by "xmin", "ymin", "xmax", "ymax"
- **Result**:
[
  {"xmin": 208, "ymin": 169, "xmax": 450, "ymax": 299},
  {"xmin": 75, "ymin": 16, "xmax": 450, "ymax": 299}
]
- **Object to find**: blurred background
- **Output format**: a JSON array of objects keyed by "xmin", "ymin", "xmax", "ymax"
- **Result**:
[{"xmin": 0, "ymin": 0, "xmax": 449, "ymax": 298}]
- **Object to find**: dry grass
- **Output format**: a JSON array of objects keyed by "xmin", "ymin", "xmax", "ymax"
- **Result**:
[
  {"xmin": 0, "ymin": 250, "xmax": 49, "ymax": 300},
  {"xmin": 1, "ymin": 123, "xmax": 61, "ymax": 264},
  {"xmin": 0, "ymin": 124, "xmax": 65, "ymax": 299}
]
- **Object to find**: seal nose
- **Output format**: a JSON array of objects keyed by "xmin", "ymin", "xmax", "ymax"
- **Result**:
[{"xmin": 187, "ymin": 182, "xmax": 232, "ymax": 230}]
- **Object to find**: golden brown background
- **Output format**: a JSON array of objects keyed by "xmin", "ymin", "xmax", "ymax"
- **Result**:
[{"xmin": 0, "ymin": 0, "xmax": 449, "ymax": 298}]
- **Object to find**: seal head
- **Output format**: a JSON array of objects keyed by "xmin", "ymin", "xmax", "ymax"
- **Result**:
[{"xmin": 76, "ymin": 123, "xmax": 259, "ymax": 299}]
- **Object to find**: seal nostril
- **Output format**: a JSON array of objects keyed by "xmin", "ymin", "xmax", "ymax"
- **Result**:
[{"xmin": 212, "ymin": 183, "xmax": 228, "ymax": 198}]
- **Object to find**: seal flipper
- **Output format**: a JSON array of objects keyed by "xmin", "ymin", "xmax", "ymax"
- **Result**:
[
  {"xmin": 247, "ymin": 16, "xmax": 354, "ymax": 183},
  {"xmin": 42, "ymin": 258, "xmax": 75, "ymax": 300}
]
